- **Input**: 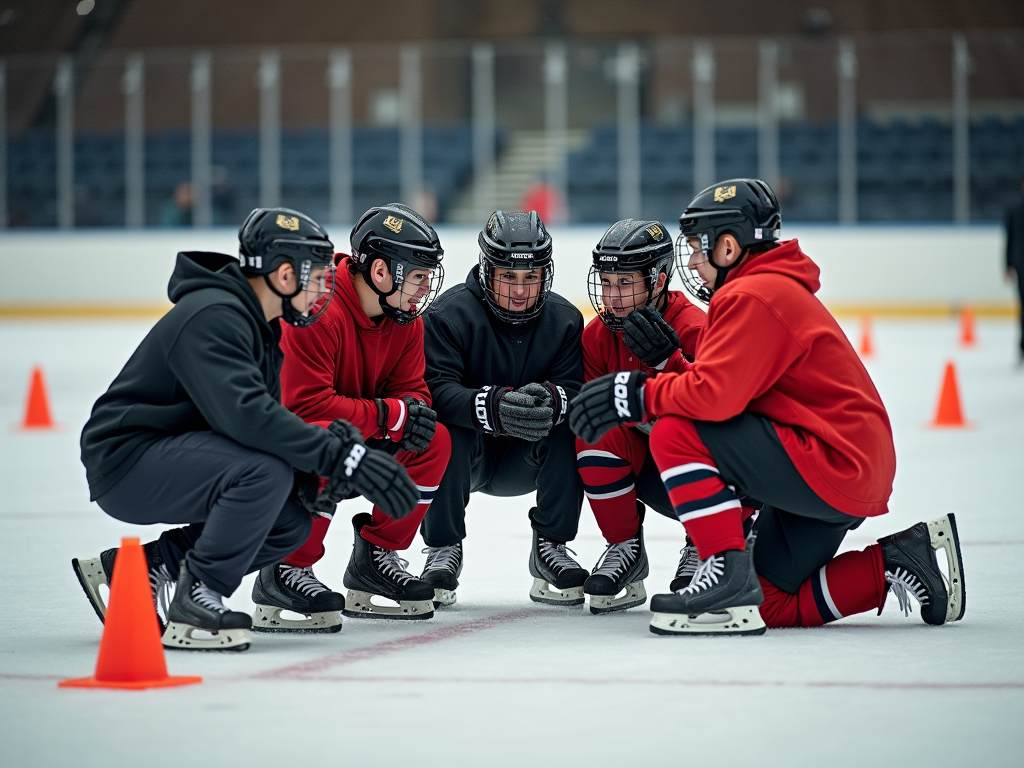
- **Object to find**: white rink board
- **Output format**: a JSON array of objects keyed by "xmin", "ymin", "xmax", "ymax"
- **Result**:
[
  {"xmin": 0, "ymin": 223, "xmax": 1016, "ymax": 308},
  {"xmin": 0, "ymin": 318, "xmax": 1022, "ymax": 767}
]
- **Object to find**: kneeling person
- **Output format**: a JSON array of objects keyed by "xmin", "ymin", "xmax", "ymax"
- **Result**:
[{"xmin": 421, "ymin": 210, "xmax": 586, "ymax": 606}]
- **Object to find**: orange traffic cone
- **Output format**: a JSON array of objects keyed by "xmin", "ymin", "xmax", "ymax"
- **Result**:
[
  {"xmin": 959, "ymin": 307, "xmax": 976, "ymax": 348},
  {"xmin": 930, "ymin": 362, "xmax": 969, "ymax": 429},
  {"xmin": 60, "ymin": 538, "xmax": 202, "ymax": 690},
  {"xmin": 20, "ymin": 366, "xmax": 54, "ymax": 429},
  {"xmin": 858, "ymin": 315, "xmax": 874, "ymax": 358}
]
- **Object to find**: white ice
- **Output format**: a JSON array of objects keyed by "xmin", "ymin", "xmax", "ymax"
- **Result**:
[{"xmin": 0, "ymin": 318, "xmax": 1022, "ymax": 767}]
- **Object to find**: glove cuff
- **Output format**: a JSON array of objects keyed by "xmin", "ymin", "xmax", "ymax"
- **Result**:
[
  {"xmin": 376, "ymin": 398, "xmax": 407, "ymax": 439},
  {"xmin": 473, "ymin": 385, "xmax": 511, "ymax": 435},
  {"xmin": 545, "ymin": 382, "xmax": 569, "ymax": 425}
]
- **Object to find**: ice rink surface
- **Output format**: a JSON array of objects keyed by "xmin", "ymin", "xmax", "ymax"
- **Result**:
[{"xmin": 1, "ymin": 317, "xmax": 1022, "ymax": 767}]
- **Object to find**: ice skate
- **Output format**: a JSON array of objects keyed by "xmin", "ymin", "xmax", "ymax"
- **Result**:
[
  {"xmin": 251, "ymin": 563, "xmax": 344, "ymax": 633},
  {"xmin": 162, "ymin": 562, "xmax": 251, "ymax": 651},
  {"xmin": 71, "ymin": 540, "xmax": 176, "ymax": 631},
  {"xmin": 419, "ymin": 542, "xmax": 463, "ymax": 607},
  {"xmin": 584, "ymin": 523, "xmax": 649, "ymax": 614},
  {"xmin": 669, "ymin": 539, "xmax": 700, "ymax": 592},
  {"xmin": 878, "ymin": 513, "xmax": 965, "ymax": 625},
  {"xmin": 649, "ymin": 543, "xmax": 765, "ymax": 636},
  {"xmin": 528, "ymin": 526, "xmax": 589, "ymax": 606},
  {"xmin": 343, "ymin": 513, "xmax": 435, "ymax": 620}
]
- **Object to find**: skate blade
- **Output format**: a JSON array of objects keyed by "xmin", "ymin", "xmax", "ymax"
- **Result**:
[
  {"xmin": 432, "ymin": 588, "xmax": 457, "ymax": 608},
  {"xmin": 251, "ymin": 604, "xmax": 342, "ymax": 634},
  {"xmin": 587, "ymin": 580, "xmax": 647, "ymax": 615},
  {"xmin": 342, "ymin": 590, "xmax": 434, "ymax": 620},
  {"xmin": 529, "ymin": 577, "xmax": 585, "ymax": 606},
  {"xmin": 928, "ymin": 513, "xmax": 966, "ymax": 623},
  {"xmin": 649, "ymin": 605, "xmax": 766, "ymax": 636},
  {"xmin": 162, "ymin": 622, "xmax": 251, "ymax": 652},
  {"xmin": 71, "ymin": 557, "xmax": 108, "ymax": 624}
]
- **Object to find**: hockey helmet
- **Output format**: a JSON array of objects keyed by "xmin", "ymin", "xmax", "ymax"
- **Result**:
[{"xmin": 477, "ymin": 210, "xmax": 554, "ymax": 324}]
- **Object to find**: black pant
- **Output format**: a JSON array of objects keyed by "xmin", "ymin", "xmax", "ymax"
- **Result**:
[
  {"xmin": 1016, "ymin": 270, "xmax": 1024, "ymax": 358},
  {"xmin": 96, "ymin": 431, "xmax": 312, "ymax": 596},
  {"xmin": 695, "ymin": 415, "xmax": 864, "ymax": 594},
  {"xmin": 422, "ymin": 422, "xmax": 584, "ymax": 546}
]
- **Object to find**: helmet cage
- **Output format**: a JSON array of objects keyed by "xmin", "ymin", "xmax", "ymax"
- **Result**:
[
  {"xmin": 478, "ymin": 253, "xmax": 554, "ymax": 325},
  {"xmin": 354, "ymin": 241, "xmax": 445, "ymax": 326},
  {"xmin": 587, "ymin": 253, "xmax": 673, "ymax": 331},
  {"xmin": 265, "ymin": 258, "xmax": 336, "ymax": 328}
]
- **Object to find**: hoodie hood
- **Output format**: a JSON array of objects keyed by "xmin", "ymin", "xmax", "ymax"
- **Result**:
[
  {"xmin": 168, "ymin": 251, "xmax": 268, "ymax": 321},
  {"xmin": 726, "ymin": 239, "xmax": 821, "ymax": 295}
]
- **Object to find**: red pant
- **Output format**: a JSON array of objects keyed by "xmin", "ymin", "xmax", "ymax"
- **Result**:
[
  {"xmin": 284, "ymin": 423, "xmax": 452, "ymax": 565},
  {"xmin": 576, "ymin": 427, "xmax": 648, "ymax": 544}
]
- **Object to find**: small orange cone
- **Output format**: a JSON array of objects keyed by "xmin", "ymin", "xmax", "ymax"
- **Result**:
[
  {"xmin": 60, "ymin": 538, "xmax": 202, "ymax": 690},
  {"xmin": 930, "ymin": 361, "xmax": 969, "ymax": 429},
  {"xmin": 21, "ymin": 366, "xmax": 54, "ymax": 429},
  {"xmin": 959, "ymin": 307, "xmax": 976, "ymax": 348},
  {"xmin": 858, "ymin": 315, "xmax": 874, "ymax": 358}
]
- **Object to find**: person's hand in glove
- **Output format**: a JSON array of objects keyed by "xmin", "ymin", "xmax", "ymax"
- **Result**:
[
  {"xmin": 322, "ymin": 419, "xmax": 419, "ymax": 520},
  {"xmin": 622, "ymin": 305, "xmax": 680, "ymax": 370},
  {"xmin": 499, "ymin": 384, "xmax": 555, "ymax": 441},
  {"xmin": 377, "ymin": 396, "xmax": 437, "ymax": 453},
  {"xmin": 293, "ymin": 471, "xmax": 338, "ymax": 517},
  {"xmin": 568, "ymin": 370, "xmax": 647, "ymax": 445},
  {"xmin": 517, "ymin": 381, "xmax": 569, "ymax": 426}
]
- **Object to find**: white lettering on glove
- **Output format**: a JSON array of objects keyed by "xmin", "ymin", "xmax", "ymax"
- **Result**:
[
  {"xmin": 475, "ymin": 386, "xmax": 493, "ymax": 432},
  {"xmin": 344, "ymin": 443, "xmax": 367, "ymax": 477},
  {"xmin": 613, "ymin": 372, "xmax": 632, "ymax": 418}
]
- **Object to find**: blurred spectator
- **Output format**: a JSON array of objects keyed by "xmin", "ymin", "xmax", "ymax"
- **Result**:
[
  {"xmin": 412, "ymin": 186, "xmax": 439, "ymax": 223},
  {"xmin": 162, "ymin": 181, "xmax": 193, "ymax": 227},
  {"xmin": 1005, "ymin": 174, "xmax": 1024, "ymax": 364},
  {"xmin": 520, "ymin": 179, "xmax": 564, "ymax": 224}
]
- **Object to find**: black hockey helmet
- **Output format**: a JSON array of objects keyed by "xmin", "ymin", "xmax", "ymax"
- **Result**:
[
  {"xmin": 350, "ymin": 203, "xmax": 445, "ymax": 325},
  {"xmin": 588, "ymin": 219, "xmax": 674, "ymax": 331},
  {"xmin": 477, "ymin": 210, "xmax": 554, "ymax": 324},
  {"xmin": 675, "ymin": 178, "xmax": 781, "ymax": 302},
  {"xmin": 238, "ymin": 207, "xmax": 336, "ymax": 327}
]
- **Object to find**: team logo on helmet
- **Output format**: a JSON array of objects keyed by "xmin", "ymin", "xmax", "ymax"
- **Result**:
[
  {"xmin": 646, "ymin": 224, "xmax": 664, "ymax": 240},
  {"xmin": 713, "ymin": 186, "xmax": 737, "ymax": 203},
  {"xmin": 383, "ymin": 215, "xmax": 403, "ymax": 234},
  {"xmin": 276, "ymin": 214, "xmax": 300, "ymax": 231}
]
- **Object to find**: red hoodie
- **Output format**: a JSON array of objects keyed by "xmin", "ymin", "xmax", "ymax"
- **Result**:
[
  {"xmin": 280, "ymin": 256, "xmax": 430, "ymax": 440},
  {"xmin": 643, "ymin": 239, "xmax": 895, "ymax": 518},
  {"xmin": 583, "ymin": 290, "xmax": 706, "ymax": 381}
]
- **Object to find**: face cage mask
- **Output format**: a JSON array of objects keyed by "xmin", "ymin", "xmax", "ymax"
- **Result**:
[
  {"xmin": 480, "ymin": 257, "xmax": 553, "ymax": 325},
  {"xmin": 675, "ymin": 230, "xmax": 716, "ymax": 304},
  {"xmin": 587, "ymin": 263, "xmax": 666, "ymax": 332},
  {"xmin": 265, "ymin": 260, "xmax": 336, "ymax": 328},
  {"xmin": 363, "ymin": 254, "xmax": 445, "ymax": 326}
]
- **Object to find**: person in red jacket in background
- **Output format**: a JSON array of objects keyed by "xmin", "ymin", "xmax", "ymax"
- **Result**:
[
  {"xmin": 250, "ymin": 204, "xmax": 452, "ymax": 630},
  {"xmin": 575, "ymin": 219, "xmax": 706, "ymax": 614},
  {"xmin": 570, "ymin": 179, "xmax": 966, "ymax": 636}
]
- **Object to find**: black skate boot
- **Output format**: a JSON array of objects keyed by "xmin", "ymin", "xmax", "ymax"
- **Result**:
[
  {"xmin": 251, "ymin": 563, "xmax": 345, "ymax": 633},
  {"xmin": 669, "ymin": 536, "xmax": 700, "ymax": 592},
  {"xmin": 163, "ymin": 562, "xmax": 252, "ymax": 652},
  {"xmin": 71, "ymin": 540, "xmax": 176, "ymax": 631},
  {"xmin": 878, "ymin": 513, "xmax": 965, "ymax": 625},
  {"xmin": 584, "ymin": 512, "xmax": 649, "ymax": 614},
  {"xmin": 419, "ymin": 542, "xmax": 463, "ymax": 608},
  {"xmin": 528, "ymin": 524, "xmax": 589, "ymax": 607},
  {"xmin": 649, "ymin": 542, "xmax": 765, "ymax": 636},
  {"xmin": 343, "ymin": 513, "xmax": 435, "ymax": 620}
]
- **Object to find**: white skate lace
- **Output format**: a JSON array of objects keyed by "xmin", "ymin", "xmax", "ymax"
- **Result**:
[
  {"xmin": 678, "ymin": 554, "xmax": 725, "ymax": 595},
  {"xmin": 149, "ymin": 563, "xmax": 176, "ymax": 622},
  {"xmin": 422, "ymin": 544, "xmax": 461, "ymax": 573},
  {"xmin": 538, "ymin": 538, "xmax": 582, "ymax": 573},
  {"xmin": 373, "ymin": 547, "xmax": 416, "ymax": 585},
  {"xmin": 192, "ymin": 582, "xmax": 228, "ymax": 614},
  {"xmin": 280, "ymin": 564, "xmax": 328, "ymax": 597},
  {"xmin": 675, "ymin": 546, "xmax": 699, "ymax": 580},
  {"xmin": 885, "ymin": 567, "xmax": 929, "ymax": 616},
  {"xmin": 592, "ymin": 538, "xmax": 639, "ymax": 579}
]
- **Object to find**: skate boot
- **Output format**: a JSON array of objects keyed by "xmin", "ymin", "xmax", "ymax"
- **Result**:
[
  {"xmin": 419, "ymin": 542, "xmax": 463, "ymax": 608},
  {"xmin": 649, "ymin": 542, "xmax": 766, "ymax": 636},
  {"xmin": 342, "ymin": 513, "xmax": 435, "ymax": 620},
  {"xmin": 71, "ymin": 540, "xmax": 176, "ymax": 631},
  {"xmin": 251, "ymin": 563, "xmax": 345, "ymax": 633},
  {"xmin": 584, "ymin": 521, "xmax": 649, "ymax": 614},
  {"xmin": 878, "ymin": 513, "xmax": 965, "ymax": 625},
  {"xmin": 162, "ymin": 562, "xmax": 252, "ymax": 652},
  {"xmin": 528, "ymin": 526, "xmax": 589, "ymax": 606},
  {"xmin": 669, "ymin": 537, "xmax": 700, "ymax": 592}
]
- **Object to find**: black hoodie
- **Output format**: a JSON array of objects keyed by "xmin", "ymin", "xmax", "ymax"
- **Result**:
[
  {"xmin": 422, "ymin": 265, "xmax": 584, "ymax": 432},
  {"xmin": 80, "ymin": 251, "xmax": 340, "ymax": 500}
]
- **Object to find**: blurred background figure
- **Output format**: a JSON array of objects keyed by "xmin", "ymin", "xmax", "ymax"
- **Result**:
[
  {"xmin": 1006, "ymin": 174, "xmax": 1024, "ymax": 364},
  {"xmin": 161, "ymin": 182, "xmax": 192, "ymax": 227}
]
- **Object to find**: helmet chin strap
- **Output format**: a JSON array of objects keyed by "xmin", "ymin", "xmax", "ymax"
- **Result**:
[{"xmin": 263, "ymin": 273, "xmax": 306, "ymax": 326}]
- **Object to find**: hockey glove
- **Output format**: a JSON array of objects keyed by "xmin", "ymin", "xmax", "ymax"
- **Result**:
[
  {"xmin": 377, "ymin": 397, "xmax": 437, "ymax": 453},
  {"xmin": 323, "ymin": 419, "xmax": 419, "ymax": 520},
  {"xmin": 622, "ymin": 306, "xmax": 680, "ymax": 370},
  {"xmin": 499, "ymin": 384, "xmax": 555, "ymax": 441},
  {"xmin": 293, "ymin": 472, "xmax": 338, "ymax": 517},
  {"xmin": 472, "ymin": 385, "xmax": 512, "ymax": 435},
  {"xmin": 568, "ymin": 370, "xmax": 647, "ymax": 445},
  {"xmin": 519, "ymin": 381, "xmax": 569, "ymax": 426}
]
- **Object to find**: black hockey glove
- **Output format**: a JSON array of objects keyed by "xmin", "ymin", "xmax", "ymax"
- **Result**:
[
  {"xmin": 472, "ymin": 385, "xmax": 512, "ymax": 435},
  {"xmin": 322, "ymin": 419, "xmax": 419, "ymax": 520},
  {"xmin": 499, "ymin": 384, "xmax": 555, "ymax": 441},
  {"xmin": 519, "ymin": 381, "xmax": 569, "ymax": 426},
  {"xmin": 622, "ymin": 306, "xmax": 680, "ymax": 369},
  {"xmin": 568, "ymin": 370, "xmax": 648, "ymax": 445},
  {"xmin": 293, "ymin": 472, "xmax": 338, "ymax": 517},
  {"xmin": 378, "ymin": 396, "xmax": 437, "ymax": 453}
]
